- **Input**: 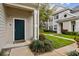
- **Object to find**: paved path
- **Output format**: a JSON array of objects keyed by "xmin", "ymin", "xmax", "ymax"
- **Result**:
[
  {"xmin": 7, "ymin": 34, "xmax": 77, "ymax": 56},
  {"xmin": 39, "ymin": 43, "xmax": 78, "ymax": 56},
  {"xmin": 9, "ymin": 43, "xmax": 78, "ymax": 56},
  {"xmin": 10, "ymin": 46, "xmax": 34, "ymax": 56},
  {"xmin": 44, "ymin": 33, "xmax": 75, "ymax": 42}
]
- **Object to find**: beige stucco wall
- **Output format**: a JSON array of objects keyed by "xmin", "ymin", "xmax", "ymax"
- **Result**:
[{"xmin": 5, "ymin": 6, "xmax": 33, "ymax": 44}]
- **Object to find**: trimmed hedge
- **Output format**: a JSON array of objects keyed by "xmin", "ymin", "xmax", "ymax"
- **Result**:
[
  {"xmin": 44, "ymin": 29, "xmax": 57, "ymax": 33},
  {"xmin": 62, "ymin": 30, "xmax": 78, "ymax": 35}
]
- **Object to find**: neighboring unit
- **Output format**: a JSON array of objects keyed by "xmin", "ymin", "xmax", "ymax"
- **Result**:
[{"xmin": 45, "ymin": 4, "xmax": 79, "ymax": 34}]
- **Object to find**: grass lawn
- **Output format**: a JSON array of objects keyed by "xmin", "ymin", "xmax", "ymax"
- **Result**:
[
  {"xmin": 45, "ymin": 35, "xmax": 75, "ymax": 49},
  {"xmin": 44, "ymin": 32, "xmax": 79, "ymax": 39},
  {"xmin": 55, "ymin": 34, "xmax": 76, "ymax": 39}
]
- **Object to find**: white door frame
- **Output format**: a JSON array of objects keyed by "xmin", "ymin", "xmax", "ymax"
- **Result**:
[{"xmin": 13, "ymin": 18, "xmax": 26, "ymax": 43}]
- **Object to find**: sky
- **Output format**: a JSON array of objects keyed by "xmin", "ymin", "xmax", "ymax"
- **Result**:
[
  {"xmin": 50, "ymin": 3, "xmax": 79, "ymax": 9},
  {"xmin": 62, "ymin": 3, "xmax": 79, "ymax": 8}
]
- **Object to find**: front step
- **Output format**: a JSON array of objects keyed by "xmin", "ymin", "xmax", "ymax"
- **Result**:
[
  {"xmin": 3, "ymin": 41, "xmax": 32, "ymax": 49},
  {"xmin": 10, "ymin": 46, "xmax": 34, "ymax": 56}
]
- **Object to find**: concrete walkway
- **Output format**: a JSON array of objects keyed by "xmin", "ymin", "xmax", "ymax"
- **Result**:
[
  {"xmin": 39, "ymin": 43, "xmax": 78, "ymax": 56},
  {"xmin": 8, "ymin": 43, "xmax": 78, "ymax": 56},
  {"xmin": 6, "ymin": 34, "xmax": 77, "ymax": 56},
  {"xmin": 4, "ymin": 40, "xmax": 34, "ymax": 56},
  {"xmin": 10, "ymin": 46, "xmax": 34, "ymax": 56},
  {"xmin": 44, "ymin": 33, "xmax": 75, "ymax": 42}
]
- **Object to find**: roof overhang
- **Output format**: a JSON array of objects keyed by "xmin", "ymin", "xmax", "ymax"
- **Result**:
[
  {"xmin": 3, "ymin": 3, "xmax": 37, "ymax": 12},
  {"xmin": 57, "ymin": 16, "xmax": 79, "ymax": 23}
]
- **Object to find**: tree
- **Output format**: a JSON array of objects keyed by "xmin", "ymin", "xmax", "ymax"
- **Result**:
[{"xmin": 39, "ymin": 3, "xmax": 53, "ymax": 32}]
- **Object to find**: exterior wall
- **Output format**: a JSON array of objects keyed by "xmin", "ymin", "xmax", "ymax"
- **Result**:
[
  {"xmin": 0, "ymin": 3, "xmax": 39, "ymax": 50},
  {"xmin": 53, "ymin": 16, "xmax": 58, "ymax": 31},
  {"xmin": 46, "ymin": 5, "xmax": 79, "ymax": 33},
  {"xmin": 5, "ymin": 6, "xmax": 33, "ymax": 44},
  {"xmin": 63, "ymin": 21, "xmax": 72, "ymax": 32},
  {"xmin": 44, "ymin": 18, "xmax": 53, "ymax": 31},
  {"xmin": 75, "ymin": 20, "xmax": 79, "ymax": 32},
  {"xmin": 47, "ymin": 9, "xmax": 76, "ymax": 32},
  {"xmin": 58, "ymin": 10, "xmax": 72, "ymax": 19},
  {"xmin": 0, "ymin": 4, "xmax": 6, "ymax": 50},
  {"xmin": 63, "ymin": 20, "xmax": 79, "ymax": 32},
  {"xmin": 57, "ymin": 23, "xmax": 61, "ymax": 34},
  {"xmin": 72, "ymin": 12, "xmax": 79, "ymax": 16},
  {"xmin": 46, "ymin": 10, "xmax": 73, "ymax": 32}
]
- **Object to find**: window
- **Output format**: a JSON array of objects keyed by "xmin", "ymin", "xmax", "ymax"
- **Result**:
[
  {"xmin": 64, "ymin": 14, "xmax": 67, "ymax": 17},
  {"xmin": 54, "ymin": 25, "xmax": 57, "ymax": 30},
  {"xmin": 54, "ymin": 25, "xmax": 57, "ymax": 28},
  {"xmin": 49, "ymin": 26, "xmax": 53, "ymax": 31},
  {"xmin": 54, "ymin": 14, "xmax": 59, "ymax": 19}
]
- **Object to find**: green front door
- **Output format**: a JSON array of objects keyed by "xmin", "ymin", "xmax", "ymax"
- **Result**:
[{"xmin": 15, "ymin": 19, "xmax": 25, "ymax": 40}]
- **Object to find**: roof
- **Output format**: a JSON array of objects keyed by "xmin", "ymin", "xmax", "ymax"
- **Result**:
[
  {"xmin": 53, "ymin": 9, "xmax": 72, "ymax": 15},
  {"xmin": 52, "ymin": 4, "xmax": 73, "ymax": 15}
]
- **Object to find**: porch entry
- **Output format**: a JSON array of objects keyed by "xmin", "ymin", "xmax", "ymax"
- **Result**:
[
  {"xmin": 71, "ymin": 21, "xmax": 75, "ymax": 32},
  {"xmin": 14, "ymin": 19, "xmax": 25, "ymax": 41},
  {"xmin": 60, "ymin": 23, "xmax": 63, "ymax": 33}
]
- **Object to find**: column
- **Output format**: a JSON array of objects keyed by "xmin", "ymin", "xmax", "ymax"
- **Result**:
[
  {"xmin": 37, "ymin": 9, "xmax": 39, "ymax": 39},
  {"xmin": 57, "ymin": 23, "xmax": 61, "ymax": 34},
  {"xmin": 47, "ymin": 19, "xmax": 49, "ymax": 30},
  {"xmin": 34, "ymin": 9, "xmax": 38, "ymax": 40}
]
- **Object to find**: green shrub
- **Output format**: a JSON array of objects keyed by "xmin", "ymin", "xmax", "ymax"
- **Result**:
[
  {"xmin": 29, "ymin": 40, "xmax": 44, "ymax": 53},
  {"xmin": 62, "ymin": 31, "xmax": 78, "ymax": 35},
  {"xmin": 43, "ymin": 39, "xmax": 53, "ymax": 52},
  {"xmin": 44, "ymin": 29, "xmax": 56, "ymax": 33},
  {"xmin": 0, "ymin": 50, "xmax": 4, "ymax": 56},
  {"xmin": 74, "ymin": 37, "xmax": 79, "ymax": 42},
  {"xmin": 62, "ymin": 30, "xmax": 68, "ymax": 34},
  {"xmin": 39, "ymin": 33, "xmax": 46, "ymax": 41},
  {"xmin": 39, "ymin": 28, "xmax": 44, "ymax": 33},
  {"xmin": 29, "ymin": 39, "xmax": 54, "ymax": 54},
  {"xmin": 67, "ymin": 50, "xmax": 79, "ymax": 56}
]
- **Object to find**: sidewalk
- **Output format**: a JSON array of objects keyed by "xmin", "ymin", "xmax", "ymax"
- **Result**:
[
  {"xmin": 39, "ymin": 43, "xmax": 78, "ymax": 56},
  {"xmin": 8, "ymin": 43, "xmax": 78, "ymax": 56},
  {"xmin": 5, "ymin": 34, "xmax": 77, "ymax": 56}
]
